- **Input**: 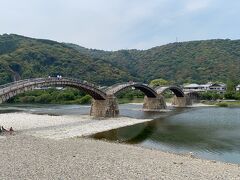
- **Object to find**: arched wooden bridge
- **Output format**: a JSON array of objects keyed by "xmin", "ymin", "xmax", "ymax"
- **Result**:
[{"xmin": 0, "ymin": 78, "xmax": 194, "ymax": 117}]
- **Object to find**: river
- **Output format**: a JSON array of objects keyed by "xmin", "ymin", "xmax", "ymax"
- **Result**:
[{"xmin": 0, "ymin": 103, "xmax": 240, "ymax": 164}]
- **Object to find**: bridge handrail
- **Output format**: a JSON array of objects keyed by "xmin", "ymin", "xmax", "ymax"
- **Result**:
[
  {"xmin": 57, "ymin": 77, "xmax": 102, "ymax": 91},
  {"xmin": 0, "ymin": 79, "xmax": 30, "ymax": 89},
  {"xmin": 105, "ymin": 82, "xmax": 153, "ymax": 95},
  {"xmin": 0, "ymin": 78, "xmax": 46, "ymax": 89},
  {"xmin": 104, "ymin": 82, "xmax": 126, "ymax": 92},
  {"xmin": 0, "ymin": 77, "xmax": 105, "ymax": 96},
  {"xmin": 106, "ymin": 82, "xmax": 140, "ymax": 91}
]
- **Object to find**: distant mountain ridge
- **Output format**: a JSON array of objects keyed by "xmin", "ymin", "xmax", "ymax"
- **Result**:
[{"xmin": 0, "ymin": 34, "xmax": 240, "ymax": 85}]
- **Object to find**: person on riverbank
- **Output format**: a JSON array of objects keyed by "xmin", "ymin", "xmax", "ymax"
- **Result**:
[
  {"xmin": 2, "ymin": 126, "xmax": 7, "ymax": 132},
  {"xmin": 9, "ymin": 127, "xmax": 14, "ymax": 135},
  {"xmin": 0, "ymin": 126, "xmax": 14, "ymax": 135}
]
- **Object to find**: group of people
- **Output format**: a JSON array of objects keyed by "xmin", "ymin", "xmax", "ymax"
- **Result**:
[
  {"xmin": 48, "ymin": 75, "xmax": 62, "ymax": 80},
  {"xmin": 56, "ymin": 75, "xmax": 62, "ymax": 80},
  {"xmin": 0, "ymin": 126, "xmax": 14, "ymax": 134}
]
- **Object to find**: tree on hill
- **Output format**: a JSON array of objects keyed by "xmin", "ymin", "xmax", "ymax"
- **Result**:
[{"xmin": 149, "ymin": 78, "xmax": 169, "ymax": 87}]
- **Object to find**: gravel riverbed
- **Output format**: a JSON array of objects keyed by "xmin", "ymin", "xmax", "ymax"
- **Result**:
[
  {"xmin": 0, "ymin": 113, "xmax": 152, "ymax": 139},
  {"xmin": 0, "ymin": 135, "xmax": 239, "ymax": 179},
  {"xmin": 0, "ymin": 112, "xmax": 240, "ymax": 179}
]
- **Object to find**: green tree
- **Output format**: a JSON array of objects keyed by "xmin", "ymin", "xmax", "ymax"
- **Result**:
[
  {"xmin": 226, "ymin": 80, "xmax": 235, "ymax": 92},
  {"xmin": 224, "ymin": 92, "xmax": 236, "ymax": 100},
  {"xmin": 79, "ymin": 95, "xmax": 92, "ymax": 104},
  {"xmin": 150, "ymin": 78, "xmax": 169, "ymax": 87}
]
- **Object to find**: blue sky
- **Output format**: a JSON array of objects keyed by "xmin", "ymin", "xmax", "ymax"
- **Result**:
[{"xmin": 0, "ymin": 0, "xmax": 239, "ymax": 50}]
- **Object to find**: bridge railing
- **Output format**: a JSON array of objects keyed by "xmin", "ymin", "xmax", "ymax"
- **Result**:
[
  {"xmin": 0, "ymin": 78, "xmax": 48, "ymax": 88},
  {"xmin": 105, "ymin": 82, "xmax": 139, "ymax": 93},
  {"xmin": 105, "ymin": 82, "xmax": 154, "ymax": 95},
  {"xmin": 0, "ymin": 79, "xmax": 32, "ymax": 89},
  {"xmin": 56, "ymin": 77, "xmax": 102, "ymax": 91},
  {"xmin": 0, "ymin": 77, "xmax": 96, "ymax": 89},
  {"xmin": 0, "ymin": 77, "xmax": 105, "ymax": 96},
  {"xmin": 0, "ymin": 78, "xmax": 47, "ymax": 94},
  {"xmin": 104, "ymin": 83, "xmax": 126, "ymax": 92}
]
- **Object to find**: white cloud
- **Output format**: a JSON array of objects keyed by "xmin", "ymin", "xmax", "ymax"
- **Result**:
[
  {"xmin": 184, "ymin": 0, "xmax": 214, "ymax": 12},
  {"xmin": 0, "ymin": 0, "xmax": 239, "ymax": 50}
]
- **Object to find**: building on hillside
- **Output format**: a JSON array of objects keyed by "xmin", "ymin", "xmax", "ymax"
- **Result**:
[
  {"xmin": 236, "ymin": 85, "xmax": 240, "ymax": 91},
  {"xmin": 183, "ymin": 84, "xmax": 205, "ymax": 92},
  {"xmin": 183, "ymin": 82, "xmax": 226, "ymax": 93},
  {"xmin": 201, "ymin": 82, "xmax": 213, "ymax": 91},
  {"xmin": 208, "ymin": 83, "xmax": 226, "ymax": 93}
]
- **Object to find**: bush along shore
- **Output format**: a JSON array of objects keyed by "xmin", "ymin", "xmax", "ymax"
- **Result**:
[
  {"xmin": 199, "ymin": 91, "xmax": 240, "ymax": 107},
  {"xmin": 6, "ymin": 88, "xmax": 146, "ymax": 105},
  {"xmin": 7, "ymin": 88, "xmax": 92, "ymax": 105}
]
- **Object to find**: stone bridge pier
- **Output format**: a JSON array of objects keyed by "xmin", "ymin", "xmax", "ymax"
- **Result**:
[
  {"xmin": 90, "ymin": 94, "xmax": 168, "ymax": 117},
  {"xmin": 172, "ymin": 95, "xmax": 192, "ymax": 107},
  {"xmin": 90, "ymin": 95, "xmax": 119, "ymax": 117},
  {"xmin": 143, "ymin": 95, "xmax": 166, "ymax": 111}
]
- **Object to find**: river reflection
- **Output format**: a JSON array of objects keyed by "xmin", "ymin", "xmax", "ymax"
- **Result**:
[{"xmin": 92, "ymin": 107, "xmax": 240, "ymax": 164}]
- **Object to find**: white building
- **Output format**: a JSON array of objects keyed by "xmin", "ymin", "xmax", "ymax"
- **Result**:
[
  {"xmin": 208, "ymin": 83, "xmax": 226, "ymax": 93},
  {"xmin": 236, "ymin": 85, "xmax": 240, "ymax": 91},
  {"xmin": 201, "ymin": 82, "xmax": 213, "ymax": 91},
  {"xmin": 183, "ymin": 82, "xmax": 226, "ymax": 93},
  {"xmin": 183, "ymin": 84, "xmax": 205, "ymax": 92}
]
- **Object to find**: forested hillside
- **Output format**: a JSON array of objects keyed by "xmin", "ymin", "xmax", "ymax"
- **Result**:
[
  {"xmin": 67, "ymin": 39, "xmax": 240, "ymax": 84},
  {"xmin": 1, "ymin": 34, "xmax": 240, "ymax": 86},
  {"xmin": 0, "ymin": 34, "xmax": 132, "ymax": 85}
]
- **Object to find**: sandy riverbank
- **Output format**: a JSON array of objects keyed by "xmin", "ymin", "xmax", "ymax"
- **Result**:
[
  {"xmin": 0, "ymin": 135, "xmax": 239, "ymax": 179},
  {"xmin": 0, "ymin": 113, "xmax": 152, "ymax": 139}
]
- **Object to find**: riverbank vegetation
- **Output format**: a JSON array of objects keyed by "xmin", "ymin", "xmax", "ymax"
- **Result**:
[
  {"xmin": 200, "ymin": 91, "xmax": 240, "ymax": 107},
  {"xmin": 199, "ymin": 91, "xmax": 240, "ymax": 101},
  {"xmin": 7, "ymin": 88, "xmax": 92, "ymax": 104},
  {"xmin": 204, "ymin": 100, "xmax": 240, "ymax": 107},
  {"xmin": 7, "ymin": 88, "xmax": 146, "ymax": 105}
]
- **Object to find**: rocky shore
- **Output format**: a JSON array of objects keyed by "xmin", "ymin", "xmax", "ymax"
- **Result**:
[
  {"xmin": 0, "ymin": 113, "xmax": 152, "ymax": 139},
  {"xmin": 0, "ymin": 112, "xmax": 240, "ymax": 179},
  {"xmin": 0, "ymin": 135, "xmax": 239, "ymax": 179}
]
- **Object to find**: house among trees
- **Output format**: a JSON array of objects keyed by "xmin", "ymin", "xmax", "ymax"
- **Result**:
[
  {"xmin": 183, "ymin": 84, "xmax": 205, "ymax": 92},
  {"xmin": 236, "ymin": 85, "xmax": 240, "ymax": 91},
  {"xmin": 183, "ymin": 82, "xmax": 226, "ymax": 93},
  {"xmin": 208, "ymin": 83, "xmax": 226, "ymax": 93}
]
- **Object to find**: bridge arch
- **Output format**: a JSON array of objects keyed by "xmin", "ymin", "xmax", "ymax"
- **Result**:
[
  {"xmin": 106, "ymin": 82, "xmax": 158, "ymax": 98},
  {"xmin": 0, "ymin": 77, "xmax": 107, "ymax": 103},
  {"xmin": 155, "ymin": 86, "xmax": 185, "ymax": 97}
]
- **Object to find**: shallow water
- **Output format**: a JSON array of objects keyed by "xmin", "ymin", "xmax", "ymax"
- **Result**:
[
  {"xmin": 1, "ymin": 104, "xmax": 240, "ymax": 164},
  {"xmin": 92, "ymin": 107, "xmax": 240, "ymax": 164},
  {"xmin": 0, "ymin": 103, "xmax": 168, "ymax": 119}
]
